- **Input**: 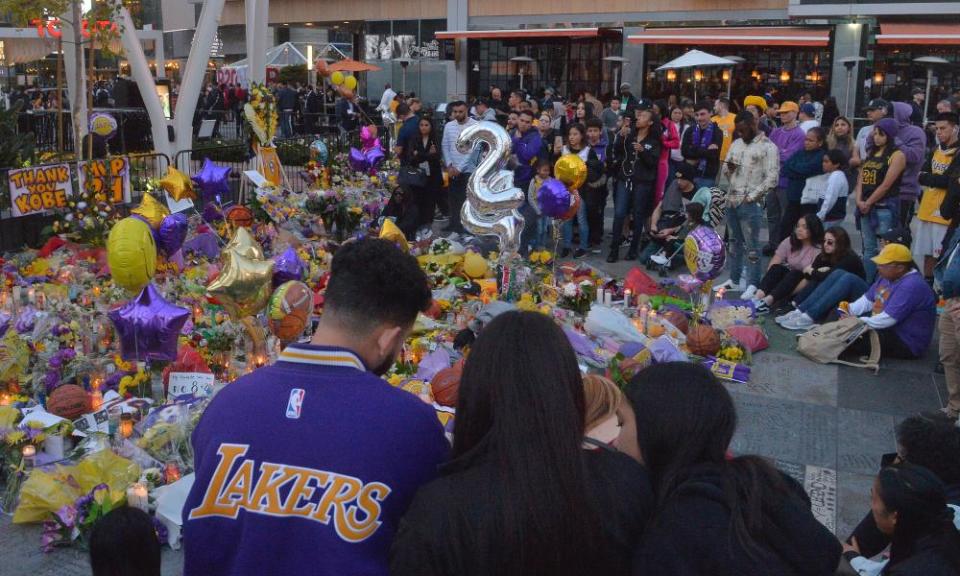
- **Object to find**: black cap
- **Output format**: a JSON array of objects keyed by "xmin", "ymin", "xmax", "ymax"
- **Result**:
[
  {"xmin": 675, "ymin": 162, "xmax": 698, "ymax": 183},
  {"xmin": 881, "ymin": 227, "xmax": 912, "ymax": 247},
  {"xmin": 912, "ymin": 87, "xmax": 924, "ymax": 95},
  {"xmin": 865, "ymin": 98, "xmax": 890, "ymax": 113},
  {"xmin": 635, "ymin": 98, "xmax": 653, "ymax": 111}
]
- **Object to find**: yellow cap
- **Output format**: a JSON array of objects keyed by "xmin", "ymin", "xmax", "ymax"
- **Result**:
[
  {"xmin": 743, "ymin": 95, "xmax": 767, "ymax": 112},
  {"xmin": 871, "ymin": 243, "xmax": 913, "ymax": 265},
  {"xmin": 778, "ymin": 101, "xmax": 799, "ymax": 114}
]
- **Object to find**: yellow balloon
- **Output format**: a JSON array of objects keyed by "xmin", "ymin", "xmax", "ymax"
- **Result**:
[
  {"xmin": 330, "ymin": 71, "xmax": 344, "ymax": 86},
  {"xmin": 379, "ymin": 219, "xmax": 409, "ymax": 252},
  {"xmin": 224, "ymin": 227, "xmax": 265, "ymax": 260},
  {"xmin": 107, "ymin": 217, "xmax": 157, "ymax": 292},
  {"xmin": 463, "ymin": 251, "xmax": 489, "ymax": 279},
  {"xmin": 206, "ymin": 249, "xmax": 275, "ymax": 319},
  {"xmin": 344, "ymin": 75, "xmax": 358, "ymax": 91},
  {"xmin": 131, "ymin": 193, "xmax": 170, "ymax": 229},
  {"xmin": 158, "ymin": 166, "xmax": 196, "ymax": 202},
  {"xmin": 554, "ymin": 153, "xmax": 588, "ymax": 191}
]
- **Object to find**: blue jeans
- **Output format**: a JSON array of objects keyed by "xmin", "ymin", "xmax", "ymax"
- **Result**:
[
  {"xmin": 519, "ymin": 203, "xmax": 539, "ymax": 256},
  {"xmin": 537, "ymin": 216, "xmax": 554, "ymax": 250},
  {"xmin": 610, "ymin": 179, "xmax": 654, "ymax": 255},
  {"xmin": 562, "ymin": 198, "xmax": 589, "ymax": 251},
  {"xmin": 726, "ymin": 201, "xmax": 764, "ymax": 286},
  {"xmin": 281, "ymin": 110, "xmax": 294, "ymax": 137},
  {"xmin": 797, "ymin": 269, "xmax": 869, "ymax": 320},
  {"xmin": 861, "ymin": 206, "xmax": 894, "ymax": 283}
]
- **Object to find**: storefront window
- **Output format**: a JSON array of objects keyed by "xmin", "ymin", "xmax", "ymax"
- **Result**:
[{"xmin": 865, "ymin": 45, "xmax": 960, "ymax": 104}]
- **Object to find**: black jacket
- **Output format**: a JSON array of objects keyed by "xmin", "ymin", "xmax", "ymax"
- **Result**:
[
  {"xmin": 632, "ymin": 463, "xmax": 842, "ymax": 576},
  {"xmin": 681, "ymin": 121, "xmax": 723, "ymax": 179},
  {"xmin": 882, "ymin": 533, "xmax": 960, "ymax": 575},
  {"xmin": 851, "ymin": 482, "xmax": 960, "ymax": 559},
  {"xmin": 390, "ymin": 446, "xmax": 654, "ymax": 576},
  {"xmin": 805, "ymin": 251, "xmax": 866, "ymax": 282},
  {"xmin": 624, "ymin": 129, "xmax": 662, "ymax": 183},
  {"xmin": 401, "ymin": 134, "xmax": 443, "ymax": 189}
]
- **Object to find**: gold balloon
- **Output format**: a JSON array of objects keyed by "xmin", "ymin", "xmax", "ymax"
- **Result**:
[
  {"xmin": 158, "ymin": 167, "xmax": 196, "ymax": 202},
  {"xmin": 344, "ymin": 75, "xmax": 358, "ymax": 91},
  {"xmin": 107, "ymin": 216, "xmax": 157, "ymax": 292},
  {"xmin": 131, "ymin": 193, "xmax": 170, "ymax": 229},
  {"xmin": 379, "ymin": 219, "xmax": 409, "ymax": 252},
  {"xmin": 224, "ymin": 227, "xmax": 265, "ymax": 260},
  {"xmin": 554, "ymin": 153, "xmax": 588, "ymax": 191},
  {"xmin": 331, "ymin": 71, "xmax": 345, "ymax": 86},
  {"xmin": 206, "ymin": 249, "xmax": 274, "ymax": 319},
  {"xmin": 463, "ymin": 251, "xmax": 488, "ymax": 279}
]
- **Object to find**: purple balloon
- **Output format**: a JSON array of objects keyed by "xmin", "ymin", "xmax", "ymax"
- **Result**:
[
  {"xmin": 108, "ymin": 283, "xmax": 190, "ymax": 362},
  {"xmin": 349, "ymin": 147, "xmax": 368, "ymax": 173},
  {"xmin": 202, "ymin": 202, "xmax": 223, "ymax": 223},
  {"xmin": 191, "ymin": 158, "xmax": 231, "ymax": 202},
  {"xmin": 183, "ymin": 232, "xmax": 220, "ymax": 260},
  {"xmin": 364, "ymin": 147, "xmax": 385, "ymax": 172},
  {"xmin": 168, "ymin": 249, "xmax": 186, "ymax": 272},
  {"xmin": 537, "ymin": 178, "xmax": 572, "ymax": 219},
  {"xmin": 158, "ymin": 213, "xmax": 188, "ymax": 256},
  {"xmin": 685, "ymin": 226, "xmax": 726, "ymax": 281},
  {"xmin": 273, "ymin": 246, "xmax": 305, "ymax": 286}
]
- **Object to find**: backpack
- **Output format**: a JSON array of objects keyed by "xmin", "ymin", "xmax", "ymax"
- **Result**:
[{"xmin": 796, "ymin": 316, "xmax": 880, "ymax": 373}]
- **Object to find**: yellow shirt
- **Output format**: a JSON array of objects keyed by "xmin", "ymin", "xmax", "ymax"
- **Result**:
[
  {"xmin": 712, "ymin": 113, "xmax": 737, "ymax": 166},
  {"xmin": 917, "ymin": 146, "xmax": 957, "ymax": 225}
]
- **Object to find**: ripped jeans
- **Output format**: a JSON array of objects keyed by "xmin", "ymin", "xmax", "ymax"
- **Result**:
[{"xmin": 726, "ymin": 201, "xmax": 764, "ymax": 287}]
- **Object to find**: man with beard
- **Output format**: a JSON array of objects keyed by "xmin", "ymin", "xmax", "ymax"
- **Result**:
[{"xmin": 183, "ymin": 239, "xmax": 447, "ymax": 576}]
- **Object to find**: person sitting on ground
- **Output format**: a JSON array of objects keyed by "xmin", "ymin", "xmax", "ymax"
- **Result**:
[
  {"xmin": 582, "ymin": 374, "xmax": 623, "ymax": 451},
  {"xmin": 847, "ymin": 416, "xmax": 960, "ymax": 560},
  {"xmin": 90, "ymin": 506, "xmax": 161, "ymax": 576},
  {"xmin": 841, "ymin": 243, "xmax": 936, "ymax": 360},
  {"xmin": 842, "ymin": 463, "xmax": 960, "ymax": 576},
  {"xmin": 381, "ymin": 186, "xmax": 420, "ymax": 241},
  {"xmin": 817, "ymin": 148, "xmax": 850, "ymax": 224},
  {"xmin": 640, "ymin": 202, "xmax": 706, "ymax": 272},
  {"xmin": 777, "ymin": 226, "xmax": 866, "ymax": 329},
  {"xmin": 748, "ymin": 214, "xmax": 823, "ymax": 314},
  {"xmin": 390, "ymin": 311, "xmax": 653, "ymax": 576},
  {"xmin": 623, "ymin": 362, "xmax": 842, "ymax": 576}
]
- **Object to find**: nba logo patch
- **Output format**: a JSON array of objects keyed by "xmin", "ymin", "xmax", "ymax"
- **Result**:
[{"xmin": 286, "ymin": 389, "xmax": 305, "ymax": 419}]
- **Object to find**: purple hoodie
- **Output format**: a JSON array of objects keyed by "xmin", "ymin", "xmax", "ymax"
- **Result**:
[
  {"xmin": 769, "ymin": 124, "xmax": 806, "ymax": 188},
  {"xmin": 893, "ymin": 102, "xmax": 926, "ymax": 200}
]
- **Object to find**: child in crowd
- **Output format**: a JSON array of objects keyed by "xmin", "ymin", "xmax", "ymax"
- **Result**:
[
  {"xmin": 90, "ymin": 506, "xmax": 162, "ymax": 576},
  {"xmin": 817, "ymin": 148, "xmax": 849, "ymax": 224},
  {"xmin": 527, "ymin": 159, "xmax": 554, "ymax": 252},
  {"xmin": 641, "ymin": 202, "xmax": 706, "ymax": 274}
]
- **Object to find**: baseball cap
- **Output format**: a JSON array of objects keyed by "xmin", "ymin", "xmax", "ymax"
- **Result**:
[
  {"xmin": 800, "ymin": 103, "xmax": 817, "ymax": 116},
  {"xmin": 880, "ymin": 227, "xmax": 912, "ymax": 247},
  {"xmin": 778, "ymin": 101, "xmax": 799, "ymax": 114},
  {"xmin": 872, "ymin": 243, "xmax": 913, "ymax": 265},
  {"xmin": 865, "ymin": 98, "xmax": 890, "ymax": 112},
  {"xmin": 635, "ymin": 98, "xmax": 653, "ymax": 111},
  {"xmin": 912, "ymin": 87, "xmax": 924, "ymax": 96}
]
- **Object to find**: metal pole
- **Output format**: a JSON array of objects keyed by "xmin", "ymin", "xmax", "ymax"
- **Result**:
[
  {"xmin": 844, "ymin": 68, "xmax": 852, "ymax": 119},
  {"xmin": 923, "ymin": 66, "xmax": 933, "ymax": 126},
  {"xmin": 726, "ymin": 69, "xmax": 732, "ymax": 99}
]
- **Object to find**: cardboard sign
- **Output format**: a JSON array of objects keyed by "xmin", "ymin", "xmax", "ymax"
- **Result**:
[
  {"xmin": 8, "ymin": 163, "xmax": 73, "ymax": 217},
  {"xmin": 168, "ymin": 372, "xmax": 215, "ymax": 398},
  {"xmin": 78, "ymin": 157, "xmax": 131, "ymax": 204},
  {"xmin": 73, "ymin": 408, "xmax": 109, "ymax": 435}
]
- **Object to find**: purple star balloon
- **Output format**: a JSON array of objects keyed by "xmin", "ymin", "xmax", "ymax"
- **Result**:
[
  {"xmin": 191, "ymin": 158, "xmax": 231, "ymax": 202},
  {"xmin": 158, "ymin": 213, "xmax": 188, "ymax": 256},
  {"xmin": 108, "ymin": 283, "xmax": 190, "ymax": 362},
  {"xmin": 273, "ymin": 246, "xmax": 305, "ymax": 287},
  {"xmin": 349, "ymin": 147, "xmax": 368, "ymax": 173}
]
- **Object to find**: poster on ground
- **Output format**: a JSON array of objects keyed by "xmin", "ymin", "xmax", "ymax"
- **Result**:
[
  {"xmin": 78, "ymin": 157, "xmax": 131, "ymax": 204},
  {"xmin": 7, "ymin": 163, "xmax": 73, "ymax": 218}
]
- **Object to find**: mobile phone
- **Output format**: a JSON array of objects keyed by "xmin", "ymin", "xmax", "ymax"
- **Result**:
[{"xmin": 554, "ymin": 135, "xmax": 563, "ymax": 150}]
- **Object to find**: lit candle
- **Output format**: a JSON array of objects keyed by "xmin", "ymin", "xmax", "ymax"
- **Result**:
[
  {"xmin": 26, "ymin": 287, "xmax": 36, "ymax": 304},
  {"xmin": 717, "ymin": 287, "xmax": 727, "ymax": 300},
  {"xmin": 648, "ymin": 309, "xmax": 658, "ymax": 333},
  {"xmin": 164, "ymin": 460, "xmax": 182, "ymax": 483},
  {"xmin": 22, "ymin": 445, "xmax": 36, "ymax": 469},
  {"xmin": 119, "ymin": 413, "xmax": 134, "ymax": 439},
  {"xmin": 639, "ymin": 305, "xmax": 650, "ymax": 334},
  {"xmin": 126, "ymin": 483, "xmax": 149, "ymax": 512},
  {"xmin": 90, "ymin": 389, "xmax": 103, "ymax": 411},
  {"xmin": 92, "ymin": 286, "xmax": 101, "ymax": 298},
  {"xmin": 36, "ymin": 292, "xmax": 46, "ymax": 309},
  {"xmin": 0, "ymin": 393, "xmax": 9, "ymax": 406},
  {"xmin": 603, "ymin": 290, "xmax": 613, "ymax": 306},
  {"xmin": 624, "ymin": 289, "xmax": 632, "ymax": 308}
]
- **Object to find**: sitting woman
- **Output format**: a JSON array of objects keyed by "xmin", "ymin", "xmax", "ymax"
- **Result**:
[
  {"xmin": 640, "ymin": 202, "xmax": 706, "ymax": 274},
  {"xmin": 776, "ymin": 226, "xmax": 865, "ymax": 328},
  {"xmin": 842, "ymin": 463, "xmax": 960, "ymax": 576},
  {"xmin": 622, "ymin": 362, "xmax": 842, "ymax": 575},
  {"xmin": 748, "ymin": 214, "xmax": 823, "ymax": 314}
]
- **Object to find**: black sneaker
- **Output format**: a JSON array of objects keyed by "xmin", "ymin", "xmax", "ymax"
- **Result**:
[
  {"xmin": 606, "ymin": 250, "xmax": 619, "ymax": 263},
  {"xmin": 620, "ymin": 237, "xmax": 632, "ymax": 249},
  {"xmin": 573, "ymin": 248, "xmax": 586, "ymax": 258}
]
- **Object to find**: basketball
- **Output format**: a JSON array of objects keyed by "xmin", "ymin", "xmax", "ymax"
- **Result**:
[
  {"xmin": 661, "ymin": 309, "xmax": 689, "ymax": 335},
  {"xmin": 431, "ymin": 359, "xmax": 463, "ymax": 407},
  {"xmin": 686, "ymin": 323, "xmax": 721, "ymax": 357},
  {"xmin": 226, "ymin": 205, "xmax": 254, "ymax": 228},
  {"xmin": 267, "ymin": 281, "xmax": 313, "ymax": 343},
  {"xmin": 47, "ymin": 384, "xmax": 92, "ymax": 420}
]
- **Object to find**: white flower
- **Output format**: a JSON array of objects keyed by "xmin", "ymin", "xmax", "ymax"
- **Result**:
[
  {"xmin": 77, "ymin": 201, "xmax": 87, "ymax": 210},
  {"xmin": 562, "ymin": 283, "xmax": 578, "ymax": 298}
]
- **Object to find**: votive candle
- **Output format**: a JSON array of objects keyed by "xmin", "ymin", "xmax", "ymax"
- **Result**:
[
  {"xmin": 22, "ymin": 444, "xmax": 36, "ymax": 469},
  {"xmin": 126, "ymin": 483, "xmax": 149, "ymax": 512}
]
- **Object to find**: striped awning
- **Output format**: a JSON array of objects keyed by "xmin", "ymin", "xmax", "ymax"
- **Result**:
[
  {"xmin": 436, "ymin": 28, "xmax": 601, "ymax": 40},
  {"xmin": 628, "ymin": 27, "xmax": 830, "ymax": 47},
  {"xmin": 876, "ymin": 23, "xmax": 960, "ymax": 45}
]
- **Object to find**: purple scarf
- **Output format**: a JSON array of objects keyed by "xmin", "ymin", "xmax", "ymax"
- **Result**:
[{"xmin": 692, "ymin": 122, "xmax": 715, "ymax": 176}]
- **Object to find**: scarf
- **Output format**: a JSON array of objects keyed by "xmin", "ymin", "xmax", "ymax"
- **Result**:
[{"xmin": 692, "ymin": 122, "xmax": 715, "ymax": 176}]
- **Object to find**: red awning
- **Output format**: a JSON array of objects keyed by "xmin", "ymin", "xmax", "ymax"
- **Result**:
[
  {"xmin": 436, "ymin": 28, "xmax": 600, "ymax": 40},
  {"xmin": 876, "ymin": 23, "xmax": 960, "ymax": 45},
  {"xmin": 627, "ymin": 27, "xmax": 830, "ymax": 47}
]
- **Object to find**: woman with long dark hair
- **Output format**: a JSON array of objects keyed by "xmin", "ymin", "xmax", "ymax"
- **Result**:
[
  {"xmin": 400, "ymin": 116, "xmax": 444, "ymax": 229},
  {"xmin": 391, "ymin": 311, "xmax": 652, "ymax": 576},
  {"xmin": 749, "ymin": 213, "xmax": 824, "ymax": 314},
  {"xmin": 843, "ymin": 463, "xmax": 960, "ymax": 575},
  {"xmin": 624, "ymin": 362, "xmax": 842, "ymax": 575}
]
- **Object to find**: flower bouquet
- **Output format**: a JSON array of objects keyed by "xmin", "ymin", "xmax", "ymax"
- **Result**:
[{"xmin": 243, "ymin": 83, "xmax": 279, "ymax": 147}]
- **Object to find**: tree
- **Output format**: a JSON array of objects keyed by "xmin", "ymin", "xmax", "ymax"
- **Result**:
[{"xmin": 278, "ymin": 65, "xmax": 308, "ymax": 87}]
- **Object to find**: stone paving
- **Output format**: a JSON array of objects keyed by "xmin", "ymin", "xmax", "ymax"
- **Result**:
[{"xmin": 0, "ymin": 205, "xmax": 949, "ymax": 575}]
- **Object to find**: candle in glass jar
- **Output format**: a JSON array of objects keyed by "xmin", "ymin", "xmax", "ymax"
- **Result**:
[
  {"xmin": 126, "ymin": 483, "xmax": 149, "ymax": 512},
  {"xmin": 90, "ymin": 389, "xmax": 103, "ymax": 411},
  {"xmin": 26, "ymin": 287, "xmax": 35, "ymax": 304},
  {"xmin": 623, "ymin": 289, "xmax": 632, "ymax": 308},
  {"xmin": 22, "ymin": 445, "xmax": 36, "ymax": 469},
  {"xmin": 165, "ymin": 460, "xmax": 182, "ymax": 483},
  {"xmin": 92, "ymin": 286, "xmax": 101, "ymax": 298},
  {"xmin": 119, "ymin": 413, "xmax": 134, "ymax": 439}
]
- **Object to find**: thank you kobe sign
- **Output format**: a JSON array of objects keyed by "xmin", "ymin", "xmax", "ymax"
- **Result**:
[{"xmin": 8, "ymin": 163, "xmax": 73, "ymax": 217}]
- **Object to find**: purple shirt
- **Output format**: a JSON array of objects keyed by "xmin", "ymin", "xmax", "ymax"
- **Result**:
[
  {"xmin": 512, "ymin": 128, "xmax": 543, "ymax": 189},
  {"xmin": 865, "ymin": 270, "xmax": 936, "ymax": 357},
  {"xmin": 769, "ymin": 124, "xmax": 806, "ymax": 189},
  {"xmin": 183, "ymin": 344, "xmax": 448, "ymax": 576}
]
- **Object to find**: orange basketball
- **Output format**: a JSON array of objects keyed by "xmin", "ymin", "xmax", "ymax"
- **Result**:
[
  {"xmin": 661, "ymin": 309, "xmax": 689, "ymax": 335},
  {"xmin": 47, "ymin": 384, "xmax": 92, "ymax": 420},
  {"xmin": 687, "ymin": 323, "xmax": 721, "ymax": 357},
  {"xmin": 430, "ymin": 359, "xmax": 463, "ymax": 407},
  {"xmin": 267, "ymin": 281, "xmax": 313, "ymax": 342},
  {"xmin": 226, "ymin": 205, "xmax": 254, "ymax": 228}
]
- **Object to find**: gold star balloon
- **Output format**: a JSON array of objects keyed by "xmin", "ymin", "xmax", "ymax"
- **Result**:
[
  {"xmin": 224, "ymin": 226, "xmax": 265, "ymax": 260},
  {"xmin": 207, "ymin": 248, "xmax": 275, "ymax": 319},
  {"xmin": 158, "ymin": 167, "xmax": 196, "ymax": 202},
  {"xmin": 131, "ymin": 193, "xmax": 170, "ymax": 229}
]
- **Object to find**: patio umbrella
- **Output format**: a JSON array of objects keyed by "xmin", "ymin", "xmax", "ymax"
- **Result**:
[
  {"xmin": 656, "ymin": 50, "xmax": 737, "ymax": 101},
  {"xmin": 328, "ymin": 58, "xmax": 382, "ymax": 73}
]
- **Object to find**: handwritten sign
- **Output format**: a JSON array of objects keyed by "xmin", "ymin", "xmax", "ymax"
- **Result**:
[
  {"xmin": 73, "ymin": 408, "xmax": 109, "ymax": 435},
  {"xmin": 168, "ymin": 372, "xmax": 215, "ymax": 398},
  {"xmin": 78, "ymin": 157, "xmax": 131, "ymax": 204},
  {"xmin": 8, "ymin": 163, "xmax": 73, "ymax": 217}
]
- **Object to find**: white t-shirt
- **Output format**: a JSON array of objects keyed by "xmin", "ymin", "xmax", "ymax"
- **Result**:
[
  {"xmin": 800, "ymin": 119, "xmax": 820, "ymax": 133},
  {"xmin": 817, "ymin": 170, "xmax": 849, "ymax": 221}
]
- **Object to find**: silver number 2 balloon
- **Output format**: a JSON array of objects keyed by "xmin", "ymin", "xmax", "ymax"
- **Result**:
[{"xmin": 456, "ymin": 121, "xmax": 525, "ymax": 258}]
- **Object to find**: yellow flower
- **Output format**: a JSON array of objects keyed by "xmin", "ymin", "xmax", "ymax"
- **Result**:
[
  {"xmin": 387, "ymin": 374, "xmax": 403, "ymax": 387},
  {"xmin": 5, "ymin": 430, "xmax": 25, "ymax": 445}
]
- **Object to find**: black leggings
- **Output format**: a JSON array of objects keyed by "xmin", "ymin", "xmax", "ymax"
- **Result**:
[{"xmin": 758, "ymin": 264, "xmax": 805, "ymax": 304}]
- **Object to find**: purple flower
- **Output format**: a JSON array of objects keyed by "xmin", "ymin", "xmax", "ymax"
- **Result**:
[{"xmin": 44, "ymin": 371, "xmax": 60, "ymax": 393}]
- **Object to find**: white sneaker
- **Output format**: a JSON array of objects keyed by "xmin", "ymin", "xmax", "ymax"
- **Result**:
[
  {"xmin": 740, "ymin": 285, "xmax": 758, "ymax": 300},
  {"xmin": 782, "ymin": 313, "xmax": 815, "ymax": 331},
  {"xmin": 775, "ymin": 309, "xmax": 801, "ymax": 325},
  {"xmin": 715, "ymin": 278, "xmax": 747, "ymax": 292}
]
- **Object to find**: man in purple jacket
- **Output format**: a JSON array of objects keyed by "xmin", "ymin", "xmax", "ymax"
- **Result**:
[
  {"xmin": 894, "ymin": 101, "xmax": 928, "ymax": 228},
  {"xmin": 512, "ymin": 110, "xmax": 544, "ymax": 193},
  {"xmin": 183, "ymin": 239, "xmax": 448, "ymax": 576},
  {"xmin": 766, "ymin": 101, "xmax": 806, "ymax": 255}
]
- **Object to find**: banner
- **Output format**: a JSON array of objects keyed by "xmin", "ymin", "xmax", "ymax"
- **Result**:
[
  {"xmin": 78, "ymin": 157, "xmax": 131, "ymax": 204},
  {"xmin": 7, "ymin": 163, "xmax": 73, "ymax": 217}
]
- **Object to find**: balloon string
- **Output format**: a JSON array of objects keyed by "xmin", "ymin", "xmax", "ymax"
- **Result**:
[{"xmin": 552, "ymin": 220, "xmax": 561, "ymax": 285}]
